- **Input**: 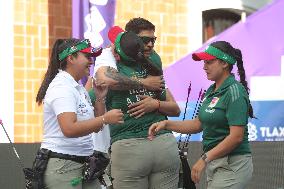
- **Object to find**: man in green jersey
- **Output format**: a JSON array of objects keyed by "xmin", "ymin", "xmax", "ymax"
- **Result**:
[
  {"xmin": 92, "ymin": 18, "xmax": 181, "ymax": 189},
  {"xmin": 149, "ymin": 41, "xmax": 254, "ymax": 189}
]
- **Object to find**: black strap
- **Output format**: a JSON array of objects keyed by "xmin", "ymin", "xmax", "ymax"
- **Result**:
[
  {"xmin": 49, "ymin": 151, "xmax": 88, "ymax": 164},
  {"xmin": 180, "ymin": 154, "xmax": 196, "ymax": 189}
]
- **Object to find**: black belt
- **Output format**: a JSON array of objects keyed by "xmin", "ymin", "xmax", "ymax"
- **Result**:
[{"xmin": 49, "ymin": 151, "xmax": 88, "ymax": 164}]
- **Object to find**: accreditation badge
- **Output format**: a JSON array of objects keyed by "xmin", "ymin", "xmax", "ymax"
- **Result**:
[{"xmin": 208, "ymin": 97, "xmax": 219, "ymax": 108}]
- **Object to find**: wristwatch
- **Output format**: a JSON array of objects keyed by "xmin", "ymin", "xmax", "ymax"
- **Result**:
[{"xmin": 201, "ymin": 153, "xmax": 210, "ymax": 163}]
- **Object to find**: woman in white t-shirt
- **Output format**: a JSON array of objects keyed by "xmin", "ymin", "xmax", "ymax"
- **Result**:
[{"xmin": 35, "ymin": 38, "xmax": 124, "ymax": 189}]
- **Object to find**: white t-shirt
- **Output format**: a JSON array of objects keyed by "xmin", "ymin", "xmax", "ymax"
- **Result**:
[
  {"xmin": 92, "ymin": 47, "xmax": 117, "ymax": 153},
  {"xmin": 92, "ymin": 126, "xmax": 110, "ymax": 153},
  {"xmin": 41, "ymin": 70, "xmax": 94, "ymax": 156},
  {"xmin": 94, "ymin": 47, "xmax": 117, "ymax": 73}
]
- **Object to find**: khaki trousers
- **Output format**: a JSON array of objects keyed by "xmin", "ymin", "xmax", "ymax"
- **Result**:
[
  {"xmin": 44, "ymin": 158, "xmax": 101, "ymax": 189},
  {"xmin": 110, "ymin": 133, "xmax": 180, "ymax": 189},
  {"xmin": 206, "ymin": 154, "xmax": 253, "ymax": 189}
]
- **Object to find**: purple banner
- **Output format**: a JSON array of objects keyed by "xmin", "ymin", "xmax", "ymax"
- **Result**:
[
  {"xmin": 72, "ymin": 0, "xmax": 116, "ymax": 48},
  {"xmin": 164, "ymin": 0, "xmax": 284, "ymax": 102},
  {"xmin": 165, "ymin": 0, "xmax": 284, "ymax": 141},
  {"xmin": 72, "ymin": 0, "xmax": 116, "ymax": 83}
]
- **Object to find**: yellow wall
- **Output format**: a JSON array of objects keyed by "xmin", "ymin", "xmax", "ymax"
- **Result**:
[
  {"xmin": 115, "ymin": 0, "xmax": 189, "ymax": 67},
  {"xmin": 13, "ymin": 0, "xmax": 188, "ymax": 142},
  {"xmin": 14, "ymin": 0, "xmax": 72, "ymax": 142}
]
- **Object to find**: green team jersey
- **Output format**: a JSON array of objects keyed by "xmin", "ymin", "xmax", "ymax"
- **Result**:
[
  {"xmin": 148, "ymin": 50, "xmax": 162, "ymax": 70},
  {"xmin": 198, "ymin": 75, "xmax": 251, "ymax": 155},
  {"xmin": 107, "ymin": 52, "xmax": 170, "ymax": 143},
  {"xmin": 88, "ymin": 89, "xmax": 96, "ymax": 103},
  {"xmin": 88, "ymin": 50, "xmax": 162, "ymax": 102}
]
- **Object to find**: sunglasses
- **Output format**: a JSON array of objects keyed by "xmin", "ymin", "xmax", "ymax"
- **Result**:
[{"xmin": 139, "ymin": 36, "xmax": 157, "ymax": 44}]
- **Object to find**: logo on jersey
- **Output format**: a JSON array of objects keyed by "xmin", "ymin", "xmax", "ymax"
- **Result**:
[{"xmin": 208, "ymin": 97, "xmax": 219, "ymax": 108}]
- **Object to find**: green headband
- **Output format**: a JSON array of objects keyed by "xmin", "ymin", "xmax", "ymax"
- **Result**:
[
  {"xmin": 58, "ymin": 39, "xmax": 90, "ymax": 61},
  {"xmin": 114, "ymin": 32, "xmax": 135, "ymax": 62},
  {"xmin": 205, "ymin": 45, "xmax": 236, "ymax": 65}
]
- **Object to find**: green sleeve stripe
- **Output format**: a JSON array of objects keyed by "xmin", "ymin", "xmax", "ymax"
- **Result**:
[{"xmin": 229, "ymin": 84, "xmax": 240, "ymax": 102}]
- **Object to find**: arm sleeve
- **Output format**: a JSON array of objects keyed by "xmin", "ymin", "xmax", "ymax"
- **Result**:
[
  {"xmin": 226, "ymin": 86, "xmax": 249, "ymax": 126},
  {"xmin": 93, "ymin": 47, "xmax": 117, "ymax": 76}
]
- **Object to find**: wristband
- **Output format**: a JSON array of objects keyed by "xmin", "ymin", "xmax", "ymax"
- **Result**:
[
  {"xmin": 102, "ymin": 115, "xmax": 106, "ymax": 125},
  {"xmin": 201, "ymin": 153, "xmax": 210, "ymax": 163},
  {"xmin": 156, "ymin": 100, "xmax": 161, "ymax": 112},
  {"xmin": 100, "ymin": 115, "xmax": 106, "ymax": 131},
  {"xmin": 95, "ymin": 97, "xmax": 106, "ymax": 103}
]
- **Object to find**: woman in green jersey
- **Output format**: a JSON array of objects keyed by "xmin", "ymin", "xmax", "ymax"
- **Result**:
[{"xmin": 149, "ymin": 41, "xmax": 254, "ymax": 189}]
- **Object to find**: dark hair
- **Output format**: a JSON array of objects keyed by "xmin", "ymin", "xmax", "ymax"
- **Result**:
[
  {"xmin": 36, "ymin": 38, "xmax": 81, "ymax": 105},
  {"xmin": 125, "ymin": 17, "xmax": 155, "ymax": 34},
  {"xmin": 124, "ymin": 18, "xmax": 161, "ymax": 75},
  {"xmin": 119, "ymin": 31, "xmax": 144, "ymax": 62},
  {"xmin": 210, "ymin": 41, "xmax": 254, "ymax": 118},
  {"xmin": 119, "ymin": 31, "xmax": 162, "ymax": 76}
]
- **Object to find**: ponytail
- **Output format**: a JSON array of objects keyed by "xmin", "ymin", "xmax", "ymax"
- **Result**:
[
  {"xmin": 36, "ymin": 38, "xmax": 80, "ymax": 105},
  {"xmin": 234, "ymin": 48, "xmax": 255, "ymax": 118},
  {"xmin": 140, "ymin": 58, "xmax": 162, "ymax": 76}
]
